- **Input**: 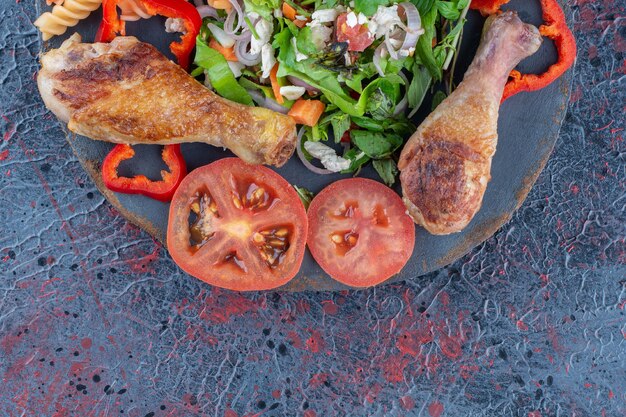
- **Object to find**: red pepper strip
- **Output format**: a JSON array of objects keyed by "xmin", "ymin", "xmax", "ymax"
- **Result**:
[
  {"xmin": 470, "ymin": 0, "xmax": 576, "ymax": 102},
  {"xmin": 502, "ymin": 0, "xmax": 576, "ymax": 101},
  {"xmin": 101, "ymin": 144, "xmax": 187, "ymax": 202},
  {"xmin": 96, "ymin": 0, "xmax": 201, "ymax": 69},
  {"xmin": 470, "ymin": 0, "xmax": 511, "ymax": 16}
]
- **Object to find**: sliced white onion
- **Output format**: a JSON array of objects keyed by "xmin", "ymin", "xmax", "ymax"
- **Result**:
[
  {"xmin": 207, "ymin": 23, "xmax": 235, "ymax": 47},
  {"xmin": 224, "ymin": 0, "xmax": 245, "ymax": 35},
  {"xmin": 296, "ymin": 128, "xmax": 333, "ymax": 175},
  {"xmin": 373, "ymin": 43, "xmax": 386, "ymax": 77},
  {"xmin": 235, "ymin": 31, "xmax": 261, "ymax": 65},
  {"xmin": 228, "ymin": 61, "xmax": 245, "ymax": 78},
  {"xmin": 287, "ymin": 75, "xmax": 320, "ymax": 94},
  {"xmin": 384, "ymin": 32, "xmax": 400, "ymax": 60},
  {"xmin": 398, "ymin": 2, "xmax": 424, "ymax": 50},
  {"xmin": 196, "ymin": 5, "xmax": 218, "ymax": 19},
  {"xmin": 247, "ymin": 89, "xmax": 289, "ymax": 114}
]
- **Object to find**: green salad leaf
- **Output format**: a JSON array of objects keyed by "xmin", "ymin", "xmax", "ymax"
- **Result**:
[
  {"xmin": 372, "ymin": 159, "xmax": 399, "ymax": 186},
  {"xmin": 294, "ymin": 185, "xmax": 314, "ymax": 209},
  {"xmin": 350, "ymin": 130, "xmax": 403, "ymax": 159},
  {"xmin": 243, "ymin": 0, "xmax": 280, "ymax": 20},
  {"xmin": 192, "ymin": 0, "xmax": 469, "ymax": 186},
  {"xmin": 409, "ymin": 0, "xmax": 436, "ymax": 15},
  {"xmin": 408, "ymin": 64, "xmax": 431, "ymax": 111},
  {"xmin": 194, "ymin": 38, "xmax": 253, "ymax": 106},
  {"xmin": 296, "ymin": 26, "xmax": 318, "ymax": 55},
  {"xmin": 342, "ymin": 148, "xmax": 371, "ymax": 173},
  {"xmin": 354, "ymin": 0, "xmax": 390, "ymax": 16}
]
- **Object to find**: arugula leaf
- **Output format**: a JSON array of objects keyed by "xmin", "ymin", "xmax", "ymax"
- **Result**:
[
  {"xmin": 351, "ymin": 116, "xmax": 385, "ymax": 132},
  {"xmin": 354, "ymin": 0, "xmax": 389, "ymax": 16},
  {"xmin": 408, "ymin": 64, "xmax": 431, "ymax": 111},
  {"xmin": 409, "ymin": 0, "xmax": 436, "ymax": 15},
  {"xmin": 345, "ymin": 62, "xmax": 378, "ymax": 93},
  {"xmin": 278, "ymin": 63, "xmax": 360, "ymax": 115},
  {"xmin": 431, "ymin": 90, "xmax": 447, "ymax": 110},
  {"xmin": 372, "ymin": 159, "xmax": 398, "ymax": 186},
  {"xmin": 356, "ymin": 75, "xmax": 403, "ymax": 118},
  {"xmin": 194, "ymin": 38, "xmax": 253, "ymax": 106},
  {"xmin": 386, "ymin": 119, "xmax": 415, "ymax": 136},
  {"xmin": 341, "ymin": 148, "xmax": 370, "ymax": 173},
  {"xmin": 350, "ymin": 130, "xmax": 403, "ymax": 159},
  {"xmin": 293, "ymin": 185, "xmax": 314, "ymax": 209},
  {"xmin": 243, "ymin": 0, "xmax": 280, "ymax": 21},
  {"xmin": 436, "ymin": 1, "xmax": 461, "ymax": 20},
  {"xmin": 416, "ymin": 34, "xmax": 441, "ymax": 80},
  {"xmin": 273, "ymin": 27, "xmax": 297, "ymax": 67},
  {"xmin": 296, "ymin": 27, "xmax": 318, "ymax": 55},
  {"xmin": 366, "ymin": 87, "xmax": 396, "ymax": 120},
  {"xmin": 320, "ymin": 112, "xmax": 351, "ymax": 143}
]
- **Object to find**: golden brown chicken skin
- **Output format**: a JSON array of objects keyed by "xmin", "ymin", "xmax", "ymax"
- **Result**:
[
  {"xmin": 398, "ymin": 12, "xmax": 543, "ymax": 235},
  {"xmin": 37, "ymin": 34, "xmax": 296, "ymax": 167}
]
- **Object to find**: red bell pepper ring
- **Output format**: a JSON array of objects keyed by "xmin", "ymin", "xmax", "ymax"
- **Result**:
[
  {"xmin": 470, "ymin": 0, "xmax": 576, "ymax": 102},
  {"xmin": 96, "ymin": 0, "xmax": 201, "ymax": 69},
  {"xmin": 502, "ymin": 0, "xmax": 576, "ymax": 101},
  {"xmin": 101, "ymin": 144, "xmax": 187, "ymax": 202}
]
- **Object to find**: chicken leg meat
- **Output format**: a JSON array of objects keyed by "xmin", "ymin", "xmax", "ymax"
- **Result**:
[
  {"xmin": 37, "ymin": 34, "xmax": 297, "ymax": 167},
  {"xmin": 398, "ymin": 11, "xmax": 542, "ymax": 235}
]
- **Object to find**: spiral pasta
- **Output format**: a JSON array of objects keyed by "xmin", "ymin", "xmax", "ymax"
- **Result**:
[
  {"xmin": 34, "ymin": 0, "xmax": 102, "ymax": 41},
  {"xmin": 118, "ymin": 0, "xmax": 151, "ymax": 21}
]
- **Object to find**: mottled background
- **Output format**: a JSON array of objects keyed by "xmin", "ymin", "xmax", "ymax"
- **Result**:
[{"xmin": 1, "ymin": 0, "xmax": 625, "ymax": 416}]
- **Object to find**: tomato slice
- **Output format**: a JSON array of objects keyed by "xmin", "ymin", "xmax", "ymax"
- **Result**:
[
  {"xmin": 307, "ymin": 178, "xmax": 415, "ymax": 287},
  {"xmin": 336, "ymin": 13, "xmax": 374, "ymax": 52},
  {"xmin": 167, "ymin": 158, "xmax": 307, "ymax": 291}
]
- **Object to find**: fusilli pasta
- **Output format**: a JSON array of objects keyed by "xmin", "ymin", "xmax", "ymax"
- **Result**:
[
  {"xmin": 118, "ymin": 0, "xmax": 151, "ymax": 21},
  {"xmin": 34, "ymin": 0, "xmax": 102, "ymax": 41}
]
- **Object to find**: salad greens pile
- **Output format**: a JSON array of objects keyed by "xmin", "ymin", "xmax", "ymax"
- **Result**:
[{"xmin": 192, "ymin": 0, "xmax": 470, "ymax": 185}]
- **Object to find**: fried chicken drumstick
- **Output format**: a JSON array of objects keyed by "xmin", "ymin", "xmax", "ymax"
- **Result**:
[
  {"xmin": 37, "ymin": 34, "xmax": 297, "ymax": 167},
  {"xmin": 398, "ymin": 12, "xmax": 543, "ymax": 234}
]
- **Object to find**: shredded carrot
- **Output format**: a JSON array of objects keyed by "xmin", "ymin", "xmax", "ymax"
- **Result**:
[
  {"xmin": 288, "ymin": 99, "xmax": 326, "ymax": 127},
  {"xmin": 208, "ymin": 0, "xmax": 232, "ymax": 12},
  {"xmin": 270, "ymin": 63, "xmax": 284, "ymax": 104},
  {"xmin": 209, "ymin": 38, "xmax": 238, "ymax": 61},
  {"xmin": 282, "ymin": 2, "xmax": 307, "ymax": 28}
]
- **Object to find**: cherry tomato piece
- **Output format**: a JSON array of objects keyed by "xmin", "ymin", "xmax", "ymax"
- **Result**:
[{"xmin": 336, "ymin": 13, "xmax": 374, "ymax": 52}]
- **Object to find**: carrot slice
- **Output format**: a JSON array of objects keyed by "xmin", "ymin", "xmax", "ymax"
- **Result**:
[
  {"xmin": 209, "ymin": 38, "xmax": 238, "ymax": 61},
  {"xmin": 282, "ymin": 2, "xmax": 297, "ymax": 20},
  {"xmin": 282, "ymin": 2, "xmax": 307, "ymax": 28},
  {"xmin": 288, "ymin": 99, "xmax": 326, "ymax": 126},
  {"xmin": 270, "ymin": 63, "xmax": 284, "ymax": 104}
]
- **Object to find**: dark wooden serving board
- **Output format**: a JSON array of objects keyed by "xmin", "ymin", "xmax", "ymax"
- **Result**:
[{"xmin": 39, "ymin": 1, "xmax": 573, "ymax": 291}]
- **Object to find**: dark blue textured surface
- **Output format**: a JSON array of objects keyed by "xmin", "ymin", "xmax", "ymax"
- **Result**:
[{"xmin": 1, "ymin": 1, "xmax": 625, "ymax": 416}]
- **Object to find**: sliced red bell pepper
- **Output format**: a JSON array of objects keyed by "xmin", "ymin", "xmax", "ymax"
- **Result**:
[
  {"xmin": 502, "ymin": 0, "xmax": 576, "ymax": 101},
  {"xmin": 96, "ymin": 0, "xmax": 201, "ymax": 69},
  {"xmin": 470, "ymin": 0, "xmax": 511, "ymax": 16},
  {"xmin": 470, "ymin": 0, "xmax": 576, "ymax": 102},
  {"xmin": 101, "ymin": 144, "xmax": 187, "ymax": 202}
]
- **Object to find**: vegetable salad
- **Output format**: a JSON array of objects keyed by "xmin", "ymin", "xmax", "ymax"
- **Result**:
[{"xmin": 192, "ymin": 0, "xmax": 470, "ymax": 185}]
